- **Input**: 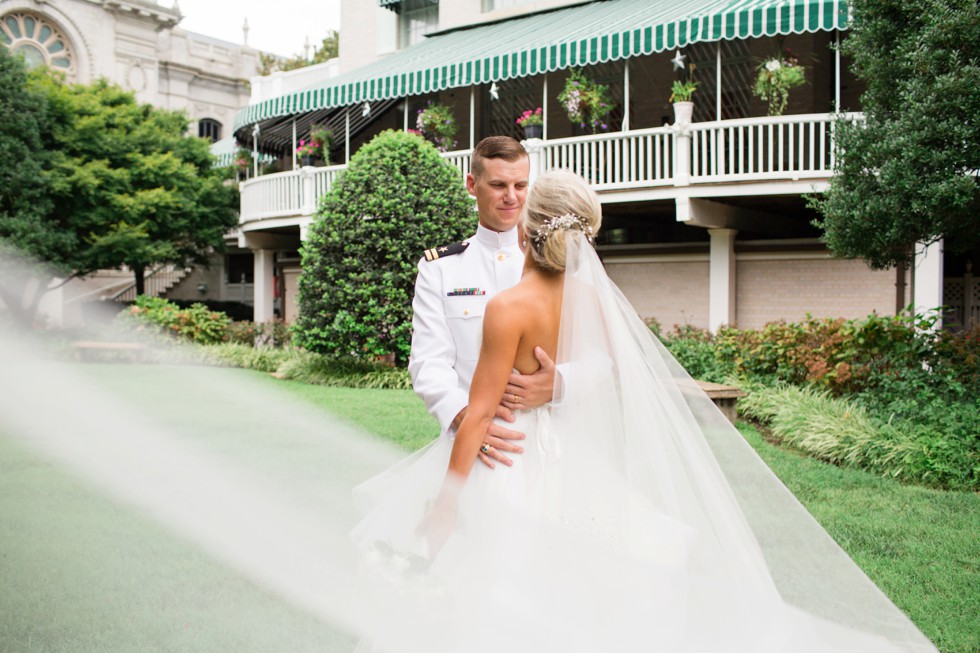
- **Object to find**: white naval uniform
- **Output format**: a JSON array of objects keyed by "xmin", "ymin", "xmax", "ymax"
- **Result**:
[{"xmin": 408, "ymin": 224, "xmax": 524, "ymax": 435}]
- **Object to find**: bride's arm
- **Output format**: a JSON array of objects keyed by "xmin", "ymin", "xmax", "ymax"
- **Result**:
[
  {"xmin": 446, "ymin": 297, "xmax": 523, "ymax": 483},
  {"xmin": 419, "ymin": 297, "xmax": 522, "ymax": 555}
]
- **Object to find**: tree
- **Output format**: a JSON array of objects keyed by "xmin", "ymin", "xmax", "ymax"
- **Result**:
[
  {"xmin": 811, "ymin": 0, "xmax": 980, "ymax": 269},
  {"xmin": 259, "ymin": 31, "xmax": 339, "ymax": 75},
  {"xmin": 31, "ymin": 73, "xmax": 238, "ymax": 295},
  {"xmin": 295, "ymin": 130, "xmax": 475, "ymax": 364},
  {"xmin": 0, "ymin": 48, "xmax": 61, "ymax": 326}
]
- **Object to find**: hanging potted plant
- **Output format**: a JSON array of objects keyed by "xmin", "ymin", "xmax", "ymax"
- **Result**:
[
  {"xmin": 516, "ymin": 107, "xmax": 544, "ymax": 139},
  {"xmin": 669, "ymin": 63, "xmax": 699, "ymax": 125},
  {"xmin": 754, "ymin": 48, "xmax": 806, "ymax": 116},
  {"xmin": 557, "ymin": 69, "xmax": 614, "ymax": 134},
  {"xmin": 416, "ymin": 102, "xmax": 457, "ymax": 152}
]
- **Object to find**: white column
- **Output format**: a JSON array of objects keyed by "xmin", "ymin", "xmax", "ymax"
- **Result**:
[
  {"xmin": 403, "ymin": 100, "xmax": 409, "ymax": 131},
  {"xmin": 469, "ymin": 87, "xmax": 475, "ymax": 148},
  {"xmin": 622, "ymin": 60, "xmax": 630, "ymax": 131},
  {"xmin": 345, "ymin": 109, "xmax": 351, "ymax": 163},
  {"xmin": 835, "ymin": 31, "xmax": 841, "ymax": 113},
  {"xmin": 715, "ymin": 41, "xmax": 722, "ymax": 121},
  {"xmin": 542, "ymin": 75, "xmax": 549, "ymax": 140},
  {"xmin": 708, "ymin": 228, "xmax": 737, "ymax": 331},
  {"xmin": 253, "ymin": 248, "xmax": 276, "ymax": 323},
  {"xmin": 291, "ymin": 118, "xmax": 297, "ymax": 170},
  {"xmin": 913, "ymin": 239, "xmax": 944, "ymax": 329},
  {"xmin": 524, "ymin": 138, "xmax": 544, "ymax": 183}
]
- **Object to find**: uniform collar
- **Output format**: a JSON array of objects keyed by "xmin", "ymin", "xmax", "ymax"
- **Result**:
[{"xmin": 475, "ymin": 224, "xmax": 519, "ymax": 249}]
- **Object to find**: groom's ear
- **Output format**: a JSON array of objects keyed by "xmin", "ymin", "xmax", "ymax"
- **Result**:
[{"xmin": 465, "ymin": 173, "xmax": 477, "ymax": 196}]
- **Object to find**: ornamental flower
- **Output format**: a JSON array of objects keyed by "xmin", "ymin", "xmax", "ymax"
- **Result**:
[
  {"xmin": 415, "ymin": 102, "xmax": 457, "ymax": 152},
  {"xmin": 557, "ymin": 69, "xmax": 615, "ymax": 134},
  {"xmin": 754, "ymin": 48, "xmax": 806, "ymax": 116},
  {"xmin": 516, "ymin": 107, "xmax": 544, "ymax": 127}
]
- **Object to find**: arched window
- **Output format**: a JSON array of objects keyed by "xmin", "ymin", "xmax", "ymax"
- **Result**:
[
  {"xmin": 198, "ymin": 118, "xmax": 222, "ymax": 143},
  {"xmin": 0, "ymin": 12, "xmax": 76, "ymax": 79}
]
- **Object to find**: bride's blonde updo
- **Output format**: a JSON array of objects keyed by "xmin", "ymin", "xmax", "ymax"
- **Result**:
[{"xmin": 523, "ymin": 170, "xmax": 602, "ymax": 273}]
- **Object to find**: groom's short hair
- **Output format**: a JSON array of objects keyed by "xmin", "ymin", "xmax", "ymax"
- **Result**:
[{"xmin": 471, "ymin": 136, "xmax": 527, "ymax": 179}]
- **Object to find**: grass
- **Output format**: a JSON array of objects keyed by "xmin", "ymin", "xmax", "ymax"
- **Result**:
[
  {"xmin": 0, "ymin": 363, "xmax": 975, "ymax": 652},
  {"xmin": 738, "ymin": 422, "xmax": 978, "ymax": 653}
]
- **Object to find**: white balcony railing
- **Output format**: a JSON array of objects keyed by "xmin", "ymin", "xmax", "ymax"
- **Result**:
[{"xmin": 239, "ymin": 113, "xmax": 853, "ymax": 228}]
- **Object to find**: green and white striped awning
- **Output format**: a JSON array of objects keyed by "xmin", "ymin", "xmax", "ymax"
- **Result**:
[{"xmin": 235, "ymin": 0, "xmax": 849, "ymax": 132}]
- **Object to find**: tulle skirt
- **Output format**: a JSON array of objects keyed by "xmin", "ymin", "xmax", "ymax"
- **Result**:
[{"xmin": 348, "ymin": 408, "xmax": 907, "ymax": 653}]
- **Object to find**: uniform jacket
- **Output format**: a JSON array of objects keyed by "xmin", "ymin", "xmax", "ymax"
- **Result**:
[{"xmin": 408, "ymin": 224, "xmax": 523, "ymax": 434}]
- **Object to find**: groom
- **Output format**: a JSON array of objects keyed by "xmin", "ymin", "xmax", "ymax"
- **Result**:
[{"xmin": 409, "ymin": 136, "xmax": 555, "ymax": 468}]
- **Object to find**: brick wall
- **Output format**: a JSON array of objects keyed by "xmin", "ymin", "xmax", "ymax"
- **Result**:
[
  {"xmin": 604, "ymin": 258, "xmax": 710, "ymax": 330},
  {"xmin": 736, "ymin": 256, "xmax": 903, "ymax": 329}
]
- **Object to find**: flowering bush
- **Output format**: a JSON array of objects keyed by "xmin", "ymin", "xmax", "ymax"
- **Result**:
[
  {"xmin": 557, "ymin": 69, "xmax": 614, "ymax": 133},
  {"xmin": 669, "ymin": 63, "xmax": 699, "ymax": 102},
  {"xmin": 516, "ymin": 107, "xmax": 543, "ymax": 127},
  {"xmin": 754, "ymin": 49, "xmax": 806, "ymax": 116},
  {"xmin": 296, "ymin": 124, "xmax": 334, "ymax": 162},
  {"xmin": 416, "ymin": 103, "xmax": 457, "ymax": 152}
]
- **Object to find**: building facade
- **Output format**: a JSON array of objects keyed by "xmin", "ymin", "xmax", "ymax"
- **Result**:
[{"xmin": 0, "ymin": 0, "xmax": 265, "ymax": 325}]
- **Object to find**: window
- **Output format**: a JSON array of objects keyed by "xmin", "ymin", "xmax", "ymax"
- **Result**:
[
  {"xmin": 482, "ymin": 0, "xmax": 533, "ymax": 11},
  {"xmin": 0, "ymin": 12, "xmax": 75, "ymax": 79},
  {"xmin": 198, "ymin": 118, "xmax": 222, "ymax": 143},
  {"xmin": 399, "ymin": 0, "xmax": 438, "ymax": 48}
]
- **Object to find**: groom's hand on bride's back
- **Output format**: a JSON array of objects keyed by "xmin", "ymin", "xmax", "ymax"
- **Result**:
[{"xmin": 501, "ymin": 347, "xmax": 556, "ymax": 411}]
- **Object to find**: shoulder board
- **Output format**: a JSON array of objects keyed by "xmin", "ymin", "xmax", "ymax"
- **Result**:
[{"xmin": 423, "ymin": 240, "xmax": 470, "ymax": 262}]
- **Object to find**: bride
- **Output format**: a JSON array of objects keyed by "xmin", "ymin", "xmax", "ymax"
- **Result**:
[{"xmin": 349, "ymin": 171, "xmax": 937, "ymax": 653}]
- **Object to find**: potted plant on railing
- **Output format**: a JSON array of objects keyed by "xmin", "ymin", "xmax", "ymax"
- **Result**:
[
  {"xmin": 558, "ymin": 69, "xmax": 614, "ymax": 134},
  {"xmin": 296, "ymin": 124, "xmax": 333, "ymax": 166},
  {"xmin": 234, "ymin": 147, "xmax": 252, "ymax": 181},
  {"xmin": 416, "ymin": 102, "xmax": 457, "ymax": 152},
  {"xmin": 516, "ymin": 107, "xmax": 544, "ymax": 140},
  {"xmin": 669, "ymin": 63, "xmax": 698, "ymax": 125},
  {"xmin": 754, "ymin": 48, "xmax": 806, "ymax": 116}
]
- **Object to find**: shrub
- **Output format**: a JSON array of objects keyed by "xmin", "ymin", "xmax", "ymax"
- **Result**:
[
  {"xmin": 294, "ymin": 129, "xmax": 475, "ymax": 365},
  {"xmin": 740, "ymin": 384, "xmax": 978, "ymax": 491},
  {"xmin": 119, "ymin": 295, "xmax": 230, "ymax": 345},
  {"xmin": 656, "ymin": 325, "xmax": 734, "ymax": 383},
  {"xmin": 225, "ymin": 319, "xmax": 291, "ymax": 348},
  {"xmin": 276, "ymin": 354, "xmax": 412, "ymax": 389}
]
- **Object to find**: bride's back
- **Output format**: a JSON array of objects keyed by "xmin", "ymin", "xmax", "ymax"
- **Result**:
[{"xmin": 500, "ymin": 170, "xmax": 603, "ymax": 376}]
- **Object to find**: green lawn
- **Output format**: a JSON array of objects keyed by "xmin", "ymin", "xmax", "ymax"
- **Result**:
[{"xmin": 0, "ymin": 364, "xmax": 976, "ymax": 652}]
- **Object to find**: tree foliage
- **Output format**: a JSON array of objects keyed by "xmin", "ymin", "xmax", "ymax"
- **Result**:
[
  {"xmin": 35, "ymin": 74, "xmax": 238, "ymax": 292},
  {"xmin": 259, "ymin": 31, "xmax": 339, "ymax": 75},
  {"xmin": 295, "ymin": 130, "xmax": 476, "ymax": 364},
  {"xmin": 812, "ymin": 0, "xmax": 980, "ymax": 269},
  {"xmin": 0, "ymin": 47, "xmax": 58, "ymax": 324}
]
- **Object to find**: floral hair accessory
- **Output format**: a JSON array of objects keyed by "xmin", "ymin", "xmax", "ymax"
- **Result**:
[{"xmin": 532, "ymin": 213, "xmax": 594, "ymax": 248}]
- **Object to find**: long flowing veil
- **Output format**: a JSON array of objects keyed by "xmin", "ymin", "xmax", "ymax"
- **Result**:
[{"xmin": 550, "ymin": 233, "xmax": 937, "ymax": 652}]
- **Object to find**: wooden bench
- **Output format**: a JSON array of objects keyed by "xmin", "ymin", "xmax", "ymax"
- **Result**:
[
  {"xmin": 72, "ymin": 341, "xmax": 147, "ymax": 362},
  {"xmin": 695, "ymin": 380, "xmax": 747, "ymax": 424}
]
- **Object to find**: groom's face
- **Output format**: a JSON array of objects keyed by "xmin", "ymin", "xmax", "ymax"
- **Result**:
[{"xmin": 467, "ymin": 155, "xmax": 529, "ymax": 233}]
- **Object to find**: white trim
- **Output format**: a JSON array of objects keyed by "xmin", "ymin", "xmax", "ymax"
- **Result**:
[{"xmin": 602, "ymin": 253, "xmax": 709, "ymax": 264}]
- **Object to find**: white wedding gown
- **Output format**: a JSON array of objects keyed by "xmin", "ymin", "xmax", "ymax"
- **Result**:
[{"xmin": 348, "ymin": 236, "xmax": 938, "ymax": 653}]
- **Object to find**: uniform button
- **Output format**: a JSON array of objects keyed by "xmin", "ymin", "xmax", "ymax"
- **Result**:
[
  {"xmin": 463, "ymin": 310, "xmax": 470, "ymax": 315},
  {"xmin": 497, "ymin": 253, "xmax": 506, "ymax": 261}
]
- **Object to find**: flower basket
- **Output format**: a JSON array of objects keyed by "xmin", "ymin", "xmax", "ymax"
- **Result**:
[
  {"xmin": 296, "ymin": 124, "xmax": 334, "ymax": 165},
  {"xmin": 416, "ymin": 103, "xmax": 457, "ymax": 152},
  {"xmin": 558, "ymin": 69, "xmax": 614, "ymax": 134},
  {"xmin": 516, "ymin": 107, "xmax": 544, "ymax": 140},
  {"xmin": 754, "ymin": 50, "xmax": 806, "ymax": 116}
]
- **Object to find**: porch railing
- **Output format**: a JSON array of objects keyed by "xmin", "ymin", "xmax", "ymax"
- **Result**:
[
  {"xmin": 540, "ymin": 126, "xmax": 675, "ymax": 190},
  {"xmin": 688, "ymin": 113, "xmax": 848, "ymax": 183},
  {"xmin": 239, "ymin": 113, "xmax": 855, "ymax": 227}
]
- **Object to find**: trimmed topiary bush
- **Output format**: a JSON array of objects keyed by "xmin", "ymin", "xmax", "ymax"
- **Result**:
[{"xmin": 294, "ymin": 129, "xmax": 475, "ymax": 365}]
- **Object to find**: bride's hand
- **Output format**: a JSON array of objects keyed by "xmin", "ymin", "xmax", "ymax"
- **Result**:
[{"xmin": 417, "ymin": 494, "xmax": 458, "ymax": 559}]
